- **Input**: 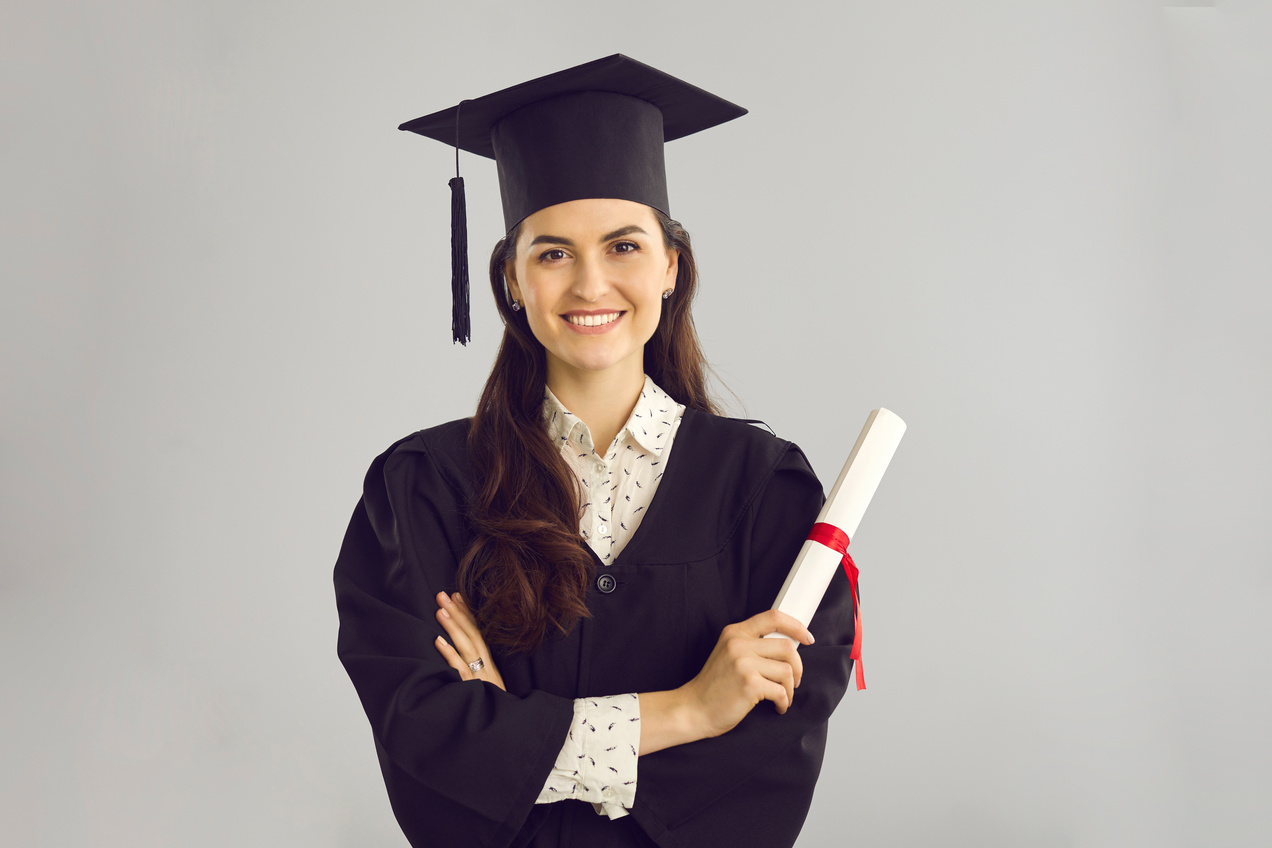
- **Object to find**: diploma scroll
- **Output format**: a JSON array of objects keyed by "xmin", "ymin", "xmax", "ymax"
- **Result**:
[{"xmin": 770, "ymin": 407, "xmax": 906, "ymax": 636}]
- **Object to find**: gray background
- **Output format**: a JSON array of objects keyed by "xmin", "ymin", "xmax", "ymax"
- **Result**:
[{"xmin": 3, "ymin": 1, "xmax": 1269, "ymax": 846}]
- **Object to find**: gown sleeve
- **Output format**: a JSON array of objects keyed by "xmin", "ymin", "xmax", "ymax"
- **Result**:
[
  {"xmin": 333, "ymin": 433, "xmax": 575, "ymax": 848},
  {"xmin": 629, "ymin": 444, "xmax": 857, "ymax": 848}
]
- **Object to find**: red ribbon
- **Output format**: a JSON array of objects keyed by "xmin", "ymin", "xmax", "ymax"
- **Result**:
[{"xmin": 806, "ymin": 522, "xmax": 865, "ymax": 691}]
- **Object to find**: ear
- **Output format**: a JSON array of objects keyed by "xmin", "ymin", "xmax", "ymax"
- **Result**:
[
  {"xmin": 505, "ymin": 260, "xmax": 522, "ymax": 302},
  {"xmin": 664, "ymin": 248, "xmax": 679, "ymax": 285}
]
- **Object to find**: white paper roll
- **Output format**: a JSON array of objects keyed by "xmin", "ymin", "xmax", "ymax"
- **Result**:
[{"xmin": 770, "ymin": 407, "xmax": 906, "ymax": 632}]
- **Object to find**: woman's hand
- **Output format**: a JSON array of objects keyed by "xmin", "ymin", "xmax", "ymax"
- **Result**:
[
  {"xmin": 639, "ymin": 609, "xmax": 813, "ymax": 754},
  {"xmin": 432, "ymin": 592, "xmax": 506, "ymax": 691}
]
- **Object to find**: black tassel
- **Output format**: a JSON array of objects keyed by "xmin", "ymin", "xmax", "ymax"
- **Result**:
[{"xmin": 449, "ymin": 175, "xmax": 470, "ymax": 345}]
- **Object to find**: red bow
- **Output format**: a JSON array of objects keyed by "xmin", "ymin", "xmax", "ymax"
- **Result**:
[{"xmin": 806, "ymin": 522, "xmax": 865, "ymax": 691}]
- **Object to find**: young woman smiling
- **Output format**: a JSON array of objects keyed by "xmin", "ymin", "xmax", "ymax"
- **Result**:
[
  {"xmin": 334, "ymin": 56, "xmax": 857, "ymax": 848},
  {"xmin": 504, "ymin": 198, "xmax": 680, "ymax": 446}
]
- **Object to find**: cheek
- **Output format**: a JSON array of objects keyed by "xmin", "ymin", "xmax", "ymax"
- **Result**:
[
  {"xmin": 515, "ymin": 274, "xmax": 559, "ymax": 341},
  {"xmin": 516, "ymin": 265, "xmax": 559, "ymax": 307}
]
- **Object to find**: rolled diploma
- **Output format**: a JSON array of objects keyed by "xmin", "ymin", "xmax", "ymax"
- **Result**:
[{"xmin": 769, "ymin": 408, "xmax": 906, "ymax": 635}]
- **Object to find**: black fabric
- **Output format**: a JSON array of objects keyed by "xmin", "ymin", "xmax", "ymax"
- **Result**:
[
  {"xmin": 493, "ymin": 92, "xmax": 668, "ymax": 231},
  {"xmin": 334, "ymin": 409, "xmax": 857, "ymax": 848},
  {"xmin": 398, "ymin": 54, "xmax": 747, "ymax": 231}
]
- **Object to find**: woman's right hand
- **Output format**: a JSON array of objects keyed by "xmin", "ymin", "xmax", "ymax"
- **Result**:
[
  {"xmin": 433, "ymin": 591, "xmax": 507, "ymax": 691},
  {"xmin": 639, "ymin": 610, "xmax": 814, "ymax": 754}
]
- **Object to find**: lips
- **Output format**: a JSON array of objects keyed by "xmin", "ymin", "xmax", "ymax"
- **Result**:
[
  {"xmin": 560, "ymin": 310, "xmax": 626, "ymax": 336},
  {"xmin": 565, "ymin": 311, "xmax": 622, "ymax": 327}
]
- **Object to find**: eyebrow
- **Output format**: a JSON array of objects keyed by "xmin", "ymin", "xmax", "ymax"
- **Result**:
[{"xmin": 527, "ymin": 225, "xmax": 650, "ymax": 248}]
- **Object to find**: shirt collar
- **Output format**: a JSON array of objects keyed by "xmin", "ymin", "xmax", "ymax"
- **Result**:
[
  {"xmin": 623, "ymin": 376, "xmax": 680, "ymax": 455},
  {"xmin": 543, "ymin": 387, "xmax": 586, "ymax": 450},
  {"xmin": 543, "ymin": 375, "xmax": 681, "ymax": 456}
]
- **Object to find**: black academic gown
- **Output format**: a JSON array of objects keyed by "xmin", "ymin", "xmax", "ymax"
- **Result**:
[{"xmin": 334, "ymin": 408, "xmax": 857, "ymax": 848}]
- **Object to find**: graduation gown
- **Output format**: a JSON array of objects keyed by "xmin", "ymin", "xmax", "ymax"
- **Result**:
[{"xmin": 334, "ymin": 408, "xmax": 857, "ymax": 848}]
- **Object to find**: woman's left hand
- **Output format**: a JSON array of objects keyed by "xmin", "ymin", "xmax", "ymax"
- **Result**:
[{"xmin": 433, "ymin": 592, "xmax": 506, "ymax": 691}]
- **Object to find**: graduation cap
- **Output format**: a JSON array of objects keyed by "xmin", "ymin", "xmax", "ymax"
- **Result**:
[{"xmin": 399, "ymin": 54, "xmax": 747, "ymax": 344}]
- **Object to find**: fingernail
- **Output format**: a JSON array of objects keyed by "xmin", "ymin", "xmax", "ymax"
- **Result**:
[
  {"xmin": 435, "ymin": 635, "xmax": 445, "ymax": 644},
  {"xmin": 439, "ymin": 608, "xmax": 450, "ymax": 619},
  {"xmin": 807, "ymin": 632, "xmax": 815, "ymax": 644}
]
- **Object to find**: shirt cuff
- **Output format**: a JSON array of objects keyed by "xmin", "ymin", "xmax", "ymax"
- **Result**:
[{"xmin": 535, "ymin": 693, "xmax": 640, "ymax": 818}]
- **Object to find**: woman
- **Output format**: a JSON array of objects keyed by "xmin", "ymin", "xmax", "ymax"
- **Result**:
[{"xmin": 334, "ymin": 55, "xmax": 857, "ymax": 848}]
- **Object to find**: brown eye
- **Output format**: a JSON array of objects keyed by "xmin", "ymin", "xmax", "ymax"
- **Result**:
[
  {"xmin": 538, "ymin": 248, "xmax": 567, "ymax": 262},
  {"xmin": 613, "ymin": 241, "xmax": 639, "ymax": 254}
]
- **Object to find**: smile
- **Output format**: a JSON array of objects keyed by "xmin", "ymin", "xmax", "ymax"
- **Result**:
[{"xmin": 565, "ymin": 312, "xmax": 623, "ymax": 327}]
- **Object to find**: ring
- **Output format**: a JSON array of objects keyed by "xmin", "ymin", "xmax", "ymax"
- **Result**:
[{"xmin": 467, "ymin": 657, "xmax": 485, "ymax": 673}]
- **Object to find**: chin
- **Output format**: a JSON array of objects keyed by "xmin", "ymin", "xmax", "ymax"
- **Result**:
[
  {"xmin": 566, "ymin": 355, "xmax": 624, "ymax": 374},
  {"xmin": 552, "ymin": 344, "xmax": 640, "ymax": 377}
]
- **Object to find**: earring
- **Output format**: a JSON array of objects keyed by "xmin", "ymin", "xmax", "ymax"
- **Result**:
[
  {"xmin": 662, "ymin": 289, "xmax": 674, "ymax": 300},
  {"xmin": 511, "ymin": 299, "xmax": 522, "ymax": 312}
]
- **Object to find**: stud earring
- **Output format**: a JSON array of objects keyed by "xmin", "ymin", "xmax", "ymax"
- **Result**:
[
  {"xmin": 511, "ymin": 299, "xmax": 521, "ymax": 312},
  {"xmin": 662, "ymin": 289, "xmax": 674, "ymax": 300}
]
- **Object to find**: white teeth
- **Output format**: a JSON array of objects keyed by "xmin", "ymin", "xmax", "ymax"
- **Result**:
[{"xmin": 567, "ymin": 312, "xmax": 621, "ymax": 327}]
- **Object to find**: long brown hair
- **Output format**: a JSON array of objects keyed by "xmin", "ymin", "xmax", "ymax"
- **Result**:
[{"xmin": 459, "ymin": 210, "xmax": 717, "ymax": 653}]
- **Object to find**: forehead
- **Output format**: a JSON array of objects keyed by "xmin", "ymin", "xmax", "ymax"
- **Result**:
[{"xmin": 517, "ymin": 198, "xmax": 660, "ymax": 245}]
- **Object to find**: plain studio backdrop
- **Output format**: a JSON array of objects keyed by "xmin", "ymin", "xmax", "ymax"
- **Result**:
[{"xmin": 2, "ymin": 1, "xmax": 1269, "ymax": 846}]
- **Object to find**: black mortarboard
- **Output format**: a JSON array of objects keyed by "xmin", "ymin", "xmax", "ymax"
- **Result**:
[{"xmin": 399, "ymin": 54, "xmax": 747, "ymax": 344}]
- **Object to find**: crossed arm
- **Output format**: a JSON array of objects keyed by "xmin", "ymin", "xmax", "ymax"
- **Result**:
[{"xmin": 432, "ymin": 590, "xmax": 815, "ymax": 756}]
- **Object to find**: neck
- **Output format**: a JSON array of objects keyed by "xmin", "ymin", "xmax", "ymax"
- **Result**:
[{"xmin": 547, "ymin": 360, "xmax": 646, "ymax": 451}]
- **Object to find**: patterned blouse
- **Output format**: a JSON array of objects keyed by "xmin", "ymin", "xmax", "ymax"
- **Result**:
[{"xmin": 534, "ymin": 375, "xmax": 685, "ymax": 819}]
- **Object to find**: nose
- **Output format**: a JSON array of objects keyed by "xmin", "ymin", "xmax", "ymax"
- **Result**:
[{"xmin": 570, "ymin": 255, "xmax": 610, "ymax": 303}]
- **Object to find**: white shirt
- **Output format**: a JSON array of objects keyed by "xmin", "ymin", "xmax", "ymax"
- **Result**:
[{"xmin": 534, "ymin": 376, "xmax": 685, "ymax": 819}]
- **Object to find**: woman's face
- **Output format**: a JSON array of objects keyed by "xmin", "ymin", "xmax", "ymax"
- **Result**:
[{"xmin": 506, "ymin": 198, "xmax": 678, "ymax": 386}]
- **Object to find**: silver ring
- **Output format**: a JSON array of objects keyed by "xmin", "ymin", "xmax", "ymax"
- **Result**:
[{"xmin": 467, "ymin": 657, "xmax": 485, "ymax": 673}]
